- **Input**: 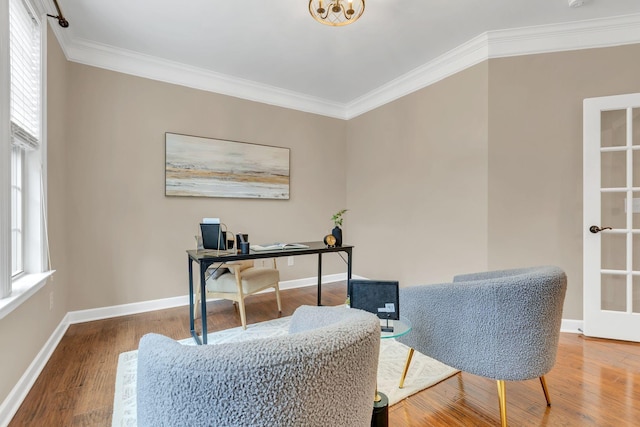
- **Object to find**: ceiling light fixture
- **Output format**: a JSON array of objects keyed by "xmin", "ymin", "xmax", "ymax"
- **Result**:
[{"xmin": 308, "ymin": 0, "xmax": 365, "ymax": 26}]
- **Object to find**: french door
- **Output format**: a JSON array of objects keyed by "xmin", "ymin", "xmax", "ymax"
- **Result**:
[{"xmin": 583, "ymin": 93, "xmax": 640, "ymax": 342}]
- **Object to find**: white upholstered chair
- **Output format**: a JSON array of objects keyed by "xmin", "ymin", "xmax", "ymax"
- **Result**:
[{"xmin": 195, "ymin": 259, "xmax": 281, "ymax": 330}]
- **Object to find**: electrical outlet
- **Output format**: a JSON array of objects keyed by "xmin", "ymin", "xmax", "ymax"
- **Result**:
[
  {"xmin": 49, "ymin": 291, "xmax": 53, "ymax": 310},
  {"xmin": 288, "ymin": 256, "xmax": 294, "ymax": 266}
]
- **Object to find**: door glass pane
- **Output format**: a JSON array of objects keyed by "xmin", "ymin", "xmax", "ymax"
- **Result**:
[
  {"xmin": 601, "ymin": 150, "xmax": 627, "ymax": 188},
  {"xmin": 635, "ymin": 109, "xmax": 640, "ymax": 186},
  {"xmin": 601, "ymin": 274, "xmax": 626, "ymax": 312},
  {"xmin": 601, "ymin": 109, "xmax": 627, "ymax": 147},
  {"xmin": 602, "ymin": 192, "xmax": 626, "ymax": 229},
  {"xmin": 634, "ymin": 149, "xmax": 640, "ymax": 187},
  {"xmin": 633, "ymin": 276, "xmax": 640, "ymax": 314},
  {"xmin": 634, "ymin": 108, "xmax": 640, "ymax": 146},
  {"xmin": 634, "ymin": 234, "xmax": 640, "ymax": 271},
  {"xmin": 602, "ymin": 233, "xmax": 626, "ymax": 271}
]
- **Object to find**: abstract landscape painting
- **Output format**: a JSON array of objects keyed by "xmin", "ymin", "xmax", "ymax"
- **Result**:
[{"xmin": 165, "ymin": 133, "xmax": 290, "ymax": 199}]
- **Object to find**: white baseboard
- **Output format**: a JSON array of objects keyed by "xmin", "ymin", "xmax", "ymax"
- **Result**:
[
  {"xmin": 560, "ymin": 319, "xmax": 583, "ymax": 334},
  {"xmin": 66, "ymin": 273, "xmax": 360, "ymax": 324},
  {"xmin": 0, "ymin": 313, "xmax": 70, "ymax": 427}
]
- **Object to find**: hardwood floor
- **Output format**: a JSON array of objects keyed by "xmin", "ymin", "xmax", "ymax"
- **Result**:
[{"xmin": 9, "ymin": 282, "xmax": 640, "ymax": 426}]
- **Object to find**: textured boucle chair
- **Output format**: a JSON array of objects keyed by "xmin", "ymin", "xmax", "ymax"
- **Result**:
[
  {"xmin": 397, "ymin": 266, "xmax": 567, "ymax": 427},
  {"xmin": 137, "ymin": 305, "xmax": 380, "ymax": 427}
]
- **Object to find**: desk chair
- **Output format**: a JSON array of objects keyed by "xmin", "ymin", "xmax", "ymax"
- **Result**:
[{"xmin": 195, "ymin": 259, "xmax": 282, "ymax": 330}]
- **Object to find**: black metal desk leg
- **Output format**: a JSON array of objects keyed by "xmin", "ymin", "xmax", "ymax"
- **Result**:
[
  {"xmin": 317, "ymin": 253, "xmax": 323, "ymax": 306},
  {"xmin": 188, "ymin": 257, "xmax": 195, "ymax": 335},
  {"xmin": 347, "ymin": 248, "xmax": 353, "ymax": 297},
  {"xmin": 199, "ymin": 262, "xmax": 208, "ymax": 345}
]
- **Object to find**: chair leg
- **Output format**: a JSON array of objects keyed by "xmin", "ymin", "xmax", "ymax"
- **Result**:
[
  {"xmin": 193, "ymin": 287, "xmax": 201, "ymax": 320},
  {"xmin": 540, "ymin": 376, "xmax": 551, "ymax": 406},
  {"xmin": 399, "ymin": 347, "xmax": 415, "ymax": 388},
  {"xmin": 275, "ymin": 283, "xmax": 282, "ymax": 313},
  {"xmin": 238, "ymin": 297, "xmax": 248, "ymax": 330},
  {"xmin": 496, "ymin": 380, "xmax": 507, "ymax": 427}
]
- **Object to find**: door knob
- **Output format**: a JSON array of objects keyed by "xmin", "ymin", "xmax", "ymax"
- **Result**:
[{"xmin": 589, "ymin": 225, "xmax": 612, "ymax": 234}]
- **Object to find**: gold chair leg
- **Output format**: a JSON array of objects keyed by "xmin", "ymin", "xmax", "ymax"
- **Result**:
[
  {"xmin": 497, "ymin": 380, "xmax": 507, "ymax": 427},
  {"xmin": 399, "ymin": 348, "xmax": 415, "ymax": 388},
  {"xmin": 540, "ymin": 376, "xmax": 551, "ymax": 406}
]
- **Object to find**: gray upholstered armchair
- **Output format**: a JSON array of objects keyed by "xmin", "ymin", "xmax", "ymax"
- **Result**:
[
  {"xmin": 397, "ymin": 266, "xmax": 567, "ymax": 427},
  {"xmin": 137, "ymin": 305, "xmax": 380, "ymax": 427}
]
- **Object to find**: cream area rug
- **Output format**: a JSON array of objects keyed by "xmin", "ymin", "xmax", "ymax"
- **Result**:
[{"xmin": 112, "ymin": 317, "xmax": 458, "ymax": 427}]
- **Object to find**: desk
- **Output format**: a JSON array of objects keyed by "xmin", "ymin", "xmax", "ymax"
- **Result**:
[{"xmin": 187, "ymin": 241, "xmax": 353, "ymax": 344}]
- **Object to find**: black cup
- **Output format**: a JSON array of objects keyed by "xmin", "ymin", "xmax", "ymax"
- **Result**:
[
  {"xmin": 236, "ymin": 233, "xmax": 248, "ymax": 247},
  {"xmin": 239, "ymin": 241, "xmax": 250, "ymax": 254}
]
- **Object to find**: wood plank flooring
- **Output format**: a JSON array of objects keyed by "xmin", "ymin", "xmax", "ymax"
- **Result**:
[{"xmin": 8, "ymin": 282, "xmax": 640, "ymax": 426}]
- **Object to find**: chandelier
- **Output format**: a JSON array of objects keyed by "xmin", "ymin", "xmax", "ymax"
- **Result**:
[{"xmin": 308, "ymin": 0, "xmax": 365, "ymax": 26}]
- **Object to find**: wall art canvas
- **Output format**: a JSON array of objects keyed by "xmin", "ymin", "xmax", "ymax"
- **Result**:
[{"xmin": 165, "ymin": 133, "xmax": 290, "ymax": 199}]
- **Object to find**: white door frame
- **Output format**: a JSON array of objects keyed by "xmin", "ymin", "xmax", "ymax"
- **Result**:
[{"xmin": 583, "ymin": 93, "xmax": 640, "ymax": 342}]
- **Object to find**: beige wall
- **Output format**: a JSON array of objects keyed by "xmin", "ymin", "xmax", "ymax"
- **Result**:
[
  {"xmin": 63, "ymin": 62, "xmax": 347, "ymax": 310},
  {"xmin": 487, "ymin": 44, "xmax": 640, "ymax": 319},
  {"xmin": 346, "ymin": 63, "xmax": 490, "ymax": 285}
]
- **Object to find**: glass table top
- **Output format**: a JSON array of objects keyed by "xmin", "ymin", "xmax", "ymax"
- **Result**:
[{"xmin": 380, "ymin": 316, "xmax": 411, "ymax": 339}]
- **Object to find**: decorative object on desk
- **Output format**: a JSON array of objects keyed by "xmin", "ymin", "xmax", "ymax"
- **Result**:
[
  {"xmin": 194, "ymin": 235, "xmax": 204, "ymax": 250},
  {"xmin": 331, "ymin": 208, "xmax": 348, "ymax": 246},
  {"xmin": 323, "ymin": 234, "xmax": 337, "ymax": 247},
  {"xmin": 112, "ymin": 315, "xmax": 459, "ymax": 427},
  {"xmin": 236, "ymin": 233, "xmax": 248, "ymax": 249},
  {"xmin": 165, "ymin": 132, "xmax": 290, "ymax": 199}
]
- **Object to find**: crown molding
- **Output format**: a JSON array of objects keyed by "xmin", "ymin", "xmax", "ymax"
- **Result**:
[
  {"xmin": 44, "ymin": 11, "xmax": 640, "ymax": 120},
  {"xmin": 63, "ymin": 38, "xmax": 349, "ymax": 120},
  {"xmin": 346, "ymin": 13, "xmax": 640, "ymax": 119},
  {"xmin": 487, "ymin": 13, "xmax": 640, "ymax": 59},
  {"xmin": 345, "ymin": 33, "xmax": 489, "ymax": 119}
]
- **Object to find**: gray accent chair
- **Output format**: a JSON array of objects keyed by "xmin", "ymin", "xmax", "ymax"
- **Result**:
[
  {"xmin": 397, "ymin": 266, "xmax": 567, "ymax": 427},
  {"xmin": 137, "ymin": 305, "xmax": 380, "ymax": 427}
]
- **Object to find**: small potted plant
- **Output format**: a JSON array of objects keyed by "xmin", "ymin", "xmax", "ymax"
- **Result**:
[{"xmin": 331, "ymin": 209, "xmax": 348, "ymax": 246}]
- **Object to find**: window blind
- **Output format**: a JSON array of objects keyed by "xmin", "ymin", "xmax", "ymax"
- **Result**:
[{"xmin": 9, "ymin": 0, "xmax": 40, "ymax": 151}]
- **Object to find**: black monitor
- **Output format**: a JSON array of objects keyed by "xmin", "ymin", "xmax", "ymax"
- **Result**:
[{"xmin": 349, "ymin": 279, "xmax": 399, "ymax": 321}]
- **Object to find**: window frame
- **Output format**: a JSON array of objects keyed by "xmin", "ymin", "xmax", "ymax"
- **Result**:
[{"xmin": 0, "ymin": 0, "xmax": 53, "ymax": 319}]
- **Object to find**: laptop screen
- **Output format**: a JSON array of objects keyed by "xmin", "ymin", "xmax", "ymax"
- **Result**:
[{"xmin": 349, "ymin": 279, "xmax": 399, "ymax": 320}]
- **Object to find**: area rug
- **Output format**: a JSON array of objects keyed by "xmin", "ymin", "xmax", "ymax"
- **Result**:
[{"xmin": 112, "ymin": 316, "xmax": 458, "ymax": 427}]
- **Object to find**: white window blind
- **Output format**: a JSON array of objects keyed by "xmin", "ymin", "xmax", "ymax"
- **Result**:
[{"xmin": 9, "ymin": 0, "xmax": 40, "ymax": 151}]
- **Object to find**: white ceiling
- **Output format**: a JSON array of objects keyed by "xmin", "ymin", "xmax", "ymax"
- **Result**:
[{"xmin": 41, "ymin": 0, "xmax": 640, "ymax": 118}]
